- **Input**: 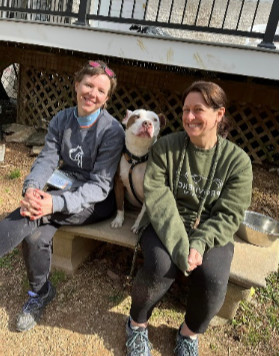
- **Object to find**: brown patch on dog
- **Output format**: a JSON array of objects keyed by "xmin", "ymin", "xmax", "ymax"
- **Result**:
[{"xmin": 126, "ymin": 114, "xmax": 140, "ymax": 130}]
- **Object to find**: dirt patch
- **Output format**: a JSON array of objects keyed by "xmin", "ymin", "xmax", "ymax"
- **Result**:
[{"xmin": 0, "ymin": 142, "xmax": 279, "ymax": 356}]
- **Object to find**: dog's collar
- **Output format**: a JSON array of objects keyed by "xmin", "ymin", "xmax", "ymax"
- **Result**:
[{"xmin": 123, "ymin": 147, "xmax": 149, "ymax": 165}]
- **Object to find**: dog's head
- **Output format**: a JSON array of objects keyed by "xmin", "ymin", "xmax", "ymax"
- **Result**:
[{"xmin": 122, "ymin": 109, "xmax": 166, "ymax": 141}]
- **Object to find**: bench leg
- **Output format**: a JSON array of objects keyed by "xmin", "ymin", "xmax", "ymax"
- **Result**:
[
  {"xmin": 52, "ymin": 230, "xmax": 97, "ymax": 274},
  {"xmin": 213, "ymin": 282, "xmax": 251, "ymax": 325}
]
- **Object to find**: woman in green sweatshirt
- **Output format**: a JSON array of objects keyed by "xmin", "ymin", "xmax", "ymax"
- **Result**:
[{"xmin": 125, "ymin": 81, "xmax": 253, "ymax": 356}]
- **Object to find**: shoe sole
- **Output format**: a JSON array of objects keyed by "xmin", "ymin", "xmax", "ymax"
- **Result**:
[{"xmin": 16, "ymin": 319, "xmax": 37, "ymax": 332}]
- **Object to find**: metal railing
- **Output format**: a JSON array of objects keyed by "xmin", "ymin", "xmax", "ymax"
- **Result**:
[{"xmin": 0, "ymin": 0, "xmax": 278, "ymax": 49}]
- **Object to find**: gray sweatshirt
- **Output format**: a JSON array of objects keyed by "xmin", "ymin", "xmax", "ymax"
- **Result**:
[{"xmin": 23, "ymin": 107, "xmax": 125, "ymax": 214}]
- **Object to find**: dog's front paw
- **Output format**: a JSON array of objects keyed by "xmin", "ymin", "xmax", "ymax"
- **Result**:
[
  {"xmin": 131, "ymin": 208, "xmax": 145, "ymax": 234},
  {"xmin": 111, "ymin": 210, "xmax": 124, "ymax": 228},
  {"xmin": 131, "ymin": 222, "xmax": 140, "ymax": 234}
]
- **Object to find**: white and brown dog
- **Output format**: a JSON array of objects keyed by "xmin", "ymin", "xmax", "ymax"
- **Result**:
[{"xmin": 111, "ymin": 109, "xmax": 166, "ymax": 233}]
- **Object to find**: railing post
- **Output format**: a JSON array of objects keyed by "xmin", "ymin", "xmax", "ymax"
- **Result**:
[
  {"xmin": 74, "ymin": 0, "xmax": 90, "ymax": 26},
  {"xmin": 258, "ymin": 0, "xmax": 279, "ymax": 49}
]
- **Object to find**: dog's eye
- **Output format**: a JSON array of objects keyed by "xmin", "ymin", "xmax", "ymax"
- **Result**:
[{"xmin": 153, "ymin": 117, "xmax": 158, "ymax": 122}]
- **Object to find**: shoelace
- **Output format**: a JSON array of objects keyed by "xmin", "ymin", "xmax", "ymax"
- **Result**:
[
  {"xmin": 174, "ymin": 336, "xmax": 198, "ymax": 356},
  {"xmin": 23, "ymin": 291, "xmax": 43, "ymax": 312},
  {"xmin": 126, "ymin": 329, "xmax": 152, "ymax": 354}
]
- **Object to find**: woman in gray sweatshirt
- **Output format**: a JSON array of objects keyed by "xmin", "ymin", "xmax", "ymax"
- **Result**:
[{"xmin": 0, "ymin": 60, "xmax": 125, "ymax": 332}]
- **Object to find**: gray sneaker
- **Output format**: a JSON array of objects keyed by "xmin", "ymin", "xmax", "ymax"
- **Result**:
[
  {"xmin": 174, "ymin": 326, "xmax": 199, "ymax": 356},
  {"xmin": 126, "ymin": 317, "xmax": 152, "ymax": 356},
  {"xmin": 16, "ymin": 280, "xmax": 56, "ymax": 332}
]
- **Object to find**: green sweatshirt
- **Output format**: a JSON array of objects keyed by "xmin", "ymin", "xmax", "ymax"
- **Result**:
[{"xmin": 139, "ymin": 131, "xmax": 253, "ymax": 275}]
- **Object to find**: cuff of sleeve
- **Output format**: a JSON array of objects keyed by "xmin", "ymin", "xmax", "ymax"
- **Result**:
[
  {"xmin": 52, "ymin": 195, "xmax": 65, "ymax": 213},
  {"xmin": 189, "ymin": 239, "xmax": 206, "ymax": 257},
  {"xmin": 22, "ymin": 182, "xmax": 38, "ymax": 197}
]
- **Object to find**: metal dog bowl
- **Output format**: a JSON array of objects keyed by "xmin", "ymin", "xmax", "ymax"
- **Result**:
[{"xmin": 236, "ymin": 210, "xmax": 279, "ymax": 247}]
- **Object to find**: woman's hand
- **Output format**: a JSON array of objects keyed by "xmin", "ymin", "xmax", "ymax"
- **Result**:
[
  {"xmin": 34, "ymin": 190, "xmax": 53, "ymax": 218},
  {"xmin": 20, "ymin": 188, "xmax": 53, "ymax": 220},
  {"xmin": 20, "ymin": 188, "xmax": 42, "ymax": 218},
  {"xmin": 187, "ymin": 248, "xmax": 203, "ymax": 272}
]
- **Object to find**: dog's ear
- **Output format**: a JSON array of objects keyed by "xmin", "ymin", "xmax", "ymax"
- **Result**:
[
  {"xmin": 122, "ymin": 110, "xmax": 133, "ymax": 126},
  {"xmin": 158, "ymin": 113, "xmax": 166, "ymax": 128}
]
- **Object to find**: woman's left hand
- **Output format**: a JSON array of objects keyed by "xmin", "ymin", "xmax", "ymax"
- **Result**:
[
  {"xmin": 20, "ymin": 189, "xmax": 53, "ymax": 220},
  {"xmin": 187, "ymin": 248, "xmax": 203, "ymax": 272}
]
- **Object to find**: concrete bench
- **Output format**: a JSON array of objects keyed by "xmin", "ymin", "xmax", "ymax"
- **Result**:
[{"xmin": 52, "ymin": 211, "xmax": 279, "ymax": 323}]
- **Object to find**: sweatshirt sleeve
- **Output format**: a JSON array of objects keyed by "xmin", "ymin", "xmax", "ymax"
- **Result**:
[
  {"xmin": 52, "ymin": 122, "xmax": 125, "ymax": 214},
  {"xmin": 22, "ymin": 114, "xmax": 62, "ymax": 195},
  {"xmin": 143, "ymin": 138, "xmax": 191, "ymax": 274},
  {"xmin": 189, "ymin": 152, "xmax": 253, "ymax": 256}
]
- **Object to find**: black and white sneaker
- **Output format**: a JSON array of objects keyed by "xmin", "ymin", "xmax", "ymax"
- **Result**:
[
  {"xmin": 16, "ymin": 280, "xmax": 56, "ymax": 332},
  {"xmin": 174, "ymin": 325, "xmax": 199, "ymax": 356},
  {"xmin": 126, "ymin": 317, "xmax": 152, "ymax": 356}
]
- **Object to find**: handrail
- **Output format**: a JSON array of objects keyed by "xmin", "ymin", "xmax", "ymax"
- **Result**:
[{"xmin": 0, "ymin": 0, "xmax": 278, "ymax": 49}]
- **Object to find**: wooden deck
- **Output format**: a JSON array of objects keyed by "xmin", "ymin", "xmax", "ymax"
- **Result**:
[{"xmin": 0, "ymin": 19, "xmax": 278, "ymax": 80}]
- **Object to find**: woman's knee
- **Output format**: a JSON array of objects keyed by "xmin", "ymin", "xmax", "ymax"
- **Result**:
[
  {"xmin": 193, "ymin": 243, "xmax": 234, "ymax": 286},
  {"xmin": 187, "ymin": 243, "xmax": 234, "ymax": 313},
  {"xmin": 22, "ymin": 226, "xmax": 54, "ymax": 252},
  {"xmin": 0, "ymin": 209, "xmax": 34, "ymax": 256},
  {"xmin": 141, "ymin": 225, "xmax": 177, "ymax": 279},
  {"xmin": 23, "ymin": 230, "xmax": 46, "ymax": 250}
]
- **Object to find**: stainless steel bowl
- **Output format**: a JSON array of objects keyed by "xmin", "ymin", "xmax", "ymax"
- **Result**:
[{"xmin": 236, "ymin": 210, "xmax": 279, "ymax": 247}]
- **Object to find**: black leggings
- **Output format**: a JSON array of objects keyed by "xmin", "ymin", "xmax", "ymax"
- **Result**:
[
  {"xmin": 0, "ymin": 189, "xmax": 116, "ymax": 293},
  {"xmin": 130, "ymin": 224, "xmax": 234, "ymax": 334}
]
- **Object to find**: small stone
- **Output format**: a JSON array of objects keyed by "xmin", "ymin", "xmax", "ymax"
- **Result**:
[
  {"xmin": 3, "ymin": 123, "xmax": 36, "ymax": 143},
  {"xmin": 107, "ymin": 269, "xmax": 120, "ymax": 281},
  {"xmin": 0, "ymin": 144, "xmax": 5, "ymax": 162},
  {"xmin": 26, "ymin": 129, "xmax": 47, "ymax": 147},
  {"xmin": 30, "ymin": 145, "xmax": 44, "ymax": 156}
]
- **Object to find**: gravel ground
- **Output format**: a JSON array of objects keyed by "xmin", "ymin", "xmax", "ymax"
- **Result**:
[{"xmin": 0, "ymin": 142, "xmax": 278, "ymax": 356}]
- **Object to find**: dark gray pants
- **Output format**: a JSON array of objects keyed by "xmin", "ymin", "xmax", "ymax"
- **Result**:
[
  {"xmin": 130, "ymin": 224, "xmax": 234, "ymax": 334},
  {"xmin": 0, "ymin": 189, "xmax": 116, "ymax": 292}
]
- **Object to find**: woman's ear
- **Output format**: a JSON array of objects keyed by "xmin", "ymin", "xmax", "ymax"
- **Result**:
[
  {"xmin": 217, "ymin": 107, "xmax": 225, "ymax": 122},
  {"xmin": 102, "ymin": 95, "xmax": 109, "ymax": 109}
]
